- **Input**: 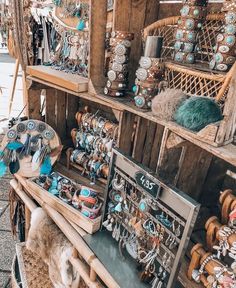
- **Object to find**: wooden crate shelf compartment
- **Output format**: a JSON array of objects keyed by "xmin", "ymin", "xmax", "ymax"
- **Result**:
[{"xmin": 25, "ymin": 73, "xmax": 236, "ymax": 168}]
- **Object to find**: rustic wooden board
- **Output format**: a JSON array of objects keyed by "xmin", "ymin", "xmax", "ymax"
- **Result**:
[
  {"xmin": 176, "ymin": 145, "xmax": 213, "ymax": 201},
  {"xmin": 45, "ymin": 88, "xmax": 57, "ymax": 131},
  {"xmin": 132, "ymin": 117, "xmax": 148, "ymax": 163},
  {"xmin": 56, "ymin": 90, "xmax": 67, "ymax": 140},
  {"xmin": 142, "ymin": 121, "xmax": 157, "ymax": 167},
  {"xmin": 27, "ymin": 66, "xmax": 89, "ymax": 93}
]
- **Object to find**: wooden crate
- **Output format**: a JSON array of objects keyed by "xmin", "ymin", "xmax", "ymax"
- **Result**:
[{"xmin": 25, "ymin": 178, "xmax": 102, "ymax": 234}]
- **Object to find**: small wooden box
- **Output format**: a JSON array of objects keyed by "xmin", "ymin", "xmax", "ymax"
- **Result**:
[{"xmin": 26, "ymin": 177, "xmax": 102, "ymax": 234}]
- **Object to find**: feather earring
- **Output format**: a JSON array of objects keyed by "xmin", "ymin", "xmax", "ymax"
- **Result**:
[
  {"xmin": 0, "ymin": 161, "xmax": 7, "ymax": 177},
  {"xmin": 32, "ymin": 150, "xmax": 41, "ymax": 172},
  {"xmin": 40, "ymin": 156, "xmax": 52, "ymax": 175},
  {"xmin": 7, "ymin": 141, "xmax": 23, "ymax": 151},
  {"xmin": 9, "ymin": 158, "xmax": 20, "ymax": 174}
]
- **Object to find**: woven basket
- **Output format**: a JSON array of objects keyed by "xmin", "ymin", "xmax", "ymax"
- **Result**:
[{"xmin": 12, "ymin": 243, "xmax": 53, "ymax": 288}]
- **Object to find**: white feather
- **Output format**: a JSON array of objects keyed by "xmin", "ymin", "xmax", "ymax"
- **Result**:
[{"xmin": 31, "ymin": 150, "xmax": 41, "ymax": 171}]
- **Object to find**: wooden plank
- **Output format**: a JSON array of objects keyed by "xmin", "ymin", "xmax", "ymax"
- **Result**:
[
  {"xmin": 113, "ymin": 0, "xmax": 132, "ymax": 31},
  {"xmin": 132, "ymin": 117, "xmax": 148, "ymax": 162},
  {"xmin": 25, "ymin": 84, "xmax": 42, "ymax": 120},
  {"xmin": 45, "ymin": 88, "xmax": 57, "ymax": 131},
  {"xmin": 27, "ymin": 66, "xmax": 88, "ymax": 93},
  {"xmin": 142, "ymin": 121, "xmax": 157, "ymax": 167},
  {"xmin": 176, "ymin": 145, "xmax": 213, "ymax": 201},
  {"xmin": 56, "ymin": 90, "xmax": 67, "ymax": 140},
  {"xmin": 118, "ymin": 111, "xmax": 136, "ymax": 155},
  {"xmin": 66, "ymin": 94, "xmax": 79, "ymax": 138},
  {"xmin": 149, "ymin": 124, "xmax": 165, "ymax": 171},
  {"xmin": 89, "ymin": 0, "xmax": 107, "ymax": 92}
]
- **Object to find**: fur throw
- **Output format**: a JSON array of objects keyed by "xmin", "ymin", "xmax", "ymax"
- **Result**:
[
  {"xmin": 27, "ymin": 208, "xmax": 80, "ymax": 288},
  {"xmin": 152, "ymin": 89, "xmax": 187, "ymax": 121},
  {"xmin": 174, "ymin": 96, "xmax": 223, "ymax": 132}
]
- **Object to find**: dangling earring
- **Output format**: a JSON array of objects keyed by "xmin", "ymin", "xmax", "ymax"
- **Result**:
[
  {"xmin": 175, "ymin": 224, "xmax": 181, "ymax": 237},
  {"xmin": 112, "ymin": 173, "xmax": 125, "ymax": 191},
  {"xmin": 102, "ymin": 215, "xmax": 111, "ymax": 227},
  {"xmin": 106, "ymin": 218, "xmax": 114, "ymax": 231},
  {"xmin": 115, "ymin": 197, "xmax": 123, "ymax": 212}
]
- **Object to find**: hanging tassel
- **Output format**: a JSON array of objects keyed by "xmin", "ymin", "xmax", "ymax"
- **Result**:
[
  {"xmin": 7, "ymin": 141, "xmax": 23, "ymax": 150},
  {"xmin": 9, "ymin": 158, "xmax": 20, "ymax": 174},
  {"xmin": 0, "ymin": 161, "xmax": 7, "ymax": 177},
  {"xmin": 32, "ymin": 150, "xmax": 41, "ymax": 172},
  {"xmin": 40, "ymin": 156, "xmax": 52, "ymax": 175},
  {"xmin": 77, "ymin": 19, "xmax": 85, "ymax": 31}
]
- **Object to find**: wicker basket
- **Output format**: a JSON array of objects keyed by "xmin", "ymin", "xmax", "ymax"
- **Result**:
[
  {"xmin": 143, "ymin": 14, "xmax": 236, "ymax": 147},
  {"xmin": 11, "ymin": 243, "xmax": 53, "ymax": 288}
]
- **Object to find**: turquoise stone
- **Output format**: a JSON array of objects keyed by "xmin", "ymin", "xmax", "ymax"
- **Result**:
[
  {"xmin": 139, "ymin": 202, "xmax": 146, "ymax": 211},
  {"xmin": 132, "ymin": 85, "xmax": 137, "ymax": 93},
  {"xmin": 77, "ymin": 20, "xmax": 85, "ymax": 31},
  {"xmin": 135, "ymin": 97, "xmax": 144, "ymax": 107},
  {"xmin": 226, "ymin": 35, "xmax": 235, "ymax": 45}
]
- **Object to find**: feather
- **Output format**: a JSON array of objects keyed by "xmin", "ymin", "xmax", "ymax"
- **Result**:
[
  {"xmin": 50, "ymin": 145, "xmax": 63, "ymax": 157},
  {"xmin": 32, "ymin": 150, "xmax": 41, "ymax": 172},
  {"xmin": 9, "ymin": 159, "xmax": 20, "ymax": 174},
  {"xmin": 40, "ymin": 156, "xmax": 52, "ymax": 175},
  {"xmin": 0, "ymin": 161, "xmax": 7, "ymax": 177},
  {"xmin": 7, "ymin": 141, "xmax": 24, "ymax": 151}
]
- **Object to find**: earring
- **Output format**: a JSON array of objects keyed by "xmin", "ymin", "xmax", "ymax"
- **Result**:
[
  {"xmin": 139, "ymin": 198, "xmax": 149, "ymax": 213},
  {"xmin": 112, "ymin": 222, "xmax": 118, "ymax": 239},
  {"xmin": 106, "ymin": 218, "xmax": 114, "ymax": 231},
  {"xmin": 169, "ymin": 237, "xmax": 176, "ymax": 250},
  {"xmin": 165, "ymin": 234, "xmax": 171, "ymax": 246},
  {"xmin": 175, "ymin": 224, "xmax": 181, "ymax": 237},
  {"xmin": 129, "ymin": 216, "xmax": 137, "ymax": 227},
  {"xmin": 112, "ymin": 174, "xmax": 125, "ymax": 191},
  {"xmin": 102, "ymin": 215, "xmax": 111, "ymax": 227},
  {"xmin": 115, "ymin": 197, "xmax": 123, "ymax": 212}
]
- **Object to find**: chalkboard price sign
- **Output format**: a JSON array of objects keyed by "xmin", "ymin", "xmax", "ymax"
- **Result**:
[{"xmin": 135, "ymin": 171, "xmax": 160, "ymax": 198}]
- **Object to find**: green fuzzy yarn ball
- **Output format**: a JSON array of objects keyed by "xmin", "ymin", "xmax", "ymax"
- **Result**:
[{"xmin": 174, "ymin": 96, "xmax": 223, "ymax": 132}]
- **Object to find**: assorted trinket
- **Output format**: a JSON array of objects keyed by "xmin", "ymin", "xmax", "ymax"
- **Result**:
[
  {"xmin": 34, "ymin": 172, "xmax": 102, "ymax": 219},
  {"xmin": 104, "ymin": 31, "xmax": 134, "ymax": 97},
  {"xmin": 210, "ymin": 1, "xmax": 236, "ymax": 72},
  {"xmin": 102, "ymin": 150, "xmax": 199, "ymax": 287},
  {"xmin": 70, "ymin": 111, "xmax": 118, "ymax": 183},
  {"xmin": 173, "ymin": 0, "xmax": 208, "ymax": 64},
  {"xmin": 0, "ymin": 120, "xmax": 60, "ymax": 178}
]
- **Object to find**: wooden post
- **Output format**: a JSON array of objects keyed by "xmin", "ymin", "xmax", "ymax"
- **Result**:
[
  {"xmin": 25, "ymin": 79, "xmax": 42, "ymax": 120},
  {"xmin": 88, "ymin": 0, "xmax": 107, "ymax": 93},
  {"xmin": 25, "ymin": 206, "xmax": 31, "ymax": 240},
  {"xmin": 8, "ymin": 58, "xmax": 20, "ymax": 116}
]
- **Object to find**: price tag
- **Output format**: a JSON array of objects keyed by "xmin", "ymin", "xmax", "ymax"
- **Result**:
[{"xmin": 135, "ymin": 171, "xmax": 160, "ymax": 198}]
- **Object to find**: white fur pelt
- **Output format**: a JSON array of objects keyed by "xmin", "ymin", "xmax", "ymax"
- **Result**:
[{"xmin": 27, "ymin": 208, "xmax": 80, "ymax": 288}]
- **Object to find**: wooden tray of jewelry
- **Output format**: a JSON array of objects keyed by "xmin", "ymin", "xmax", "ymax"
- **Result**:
[
  {"xmin": 26, "ymin": 172, "xmax": 102, "ymax": 234},
  {"xmin": 100, "ymin": 149, "xmax": 200, "ymax": 288}
]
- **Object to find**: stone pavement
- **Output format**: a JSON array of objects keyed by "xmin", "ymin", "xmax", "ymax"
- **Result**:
[{"xmin": 0, "ymin": 49, "xmax": 24, "ymax": 287}]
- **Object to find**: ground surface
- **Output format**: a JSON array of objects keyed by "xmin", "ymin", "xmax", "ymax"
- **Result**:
[{"xmin": 0, "ymin": 48, "xmax": 24, "ymax": 287}]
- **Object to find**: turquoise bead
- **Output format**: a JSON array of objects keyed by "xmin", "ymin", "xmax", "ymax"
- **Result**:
[
  {"xmin": 77, "ymin": 20, "xmax": 85, "ymax": 31},
  {"xmin": 132, "ymin": 85, "xmax": 137, "ymax": 93}
]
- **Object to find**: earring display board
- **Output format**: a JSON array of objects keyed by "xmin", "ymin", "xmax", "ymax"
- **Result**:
[
  {"xmin": 0, "ymin": 120, "xmax": 61, "ymax": 178},
  {"xmin": 84, "ymin": 149, "xmax": 200, "ymax": 288}
]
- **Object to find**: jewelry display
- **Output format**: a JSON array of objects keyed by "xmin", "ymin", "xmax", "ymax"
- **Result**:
[
  {"xmin": 0, "ymin": 120, "xmax": 61, "ymax": 178},
  {"xmin": 104, "ymin": 31, "xmax": 134, "ymax": 97},
  {"xmin": 210, "ymin": 1, "xmax": 236, "ymax": 72},
  {"xmin": 34, "ymin": 172, "xmax": 102, "ymax": 219},
  {"xmin": 189, "ymin": 244, "xmax": 236, "ymax": 287},
  {"xmin": 102, "ymin": 149, "xmax": 200, "ymax": 288},
  {"xmin": 133, "ymin": 36, "xmax": 165, "ymax": 109},
  {"xmin": 173, "ymin": 0, "xmax": 208, "ymax": 64},
  {"xmin": 69, "ymin": 111, "xmax": 118, "ymax": 183}
]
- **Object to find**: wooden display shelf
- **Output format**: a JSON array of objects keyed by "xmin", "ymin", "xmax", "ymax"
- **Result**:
[
  {"xmin": 26, "ymin": 73, "xmax": 236, "ymax": 167},
  {"xmin": 27, "ymin": 66, "xmax": 89, "ymax": 93}
]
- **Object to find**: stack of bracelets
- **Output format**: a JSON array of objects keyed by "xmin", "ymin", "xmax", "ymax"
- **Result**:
[
  {"xmin": 210, "ymin": 1, "xmax": 236, "ymax": 72},
  {"xmin": 35, "ymin": 173, "xmax": 102, "ymax": 219},
  {"xmin": 133, "ymin": 56, "xmax": 164, "ymax": 109},
  {"xmin": 104, "ymin": 31, "xmax": 134, "ymax": 97},
  {"xmin": 173, "ymin": 0, "xmax": 208, "ymax": 64},
  {"xmin": 70, "ymin": 111, "xmax": 118, "ymax": 183},
  {"xmin": 102, "ymin": 170, "xmax": 184, "ymax": 286}
]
